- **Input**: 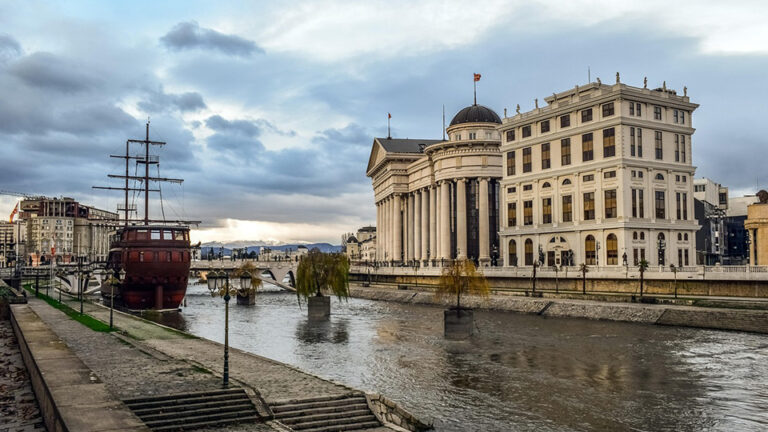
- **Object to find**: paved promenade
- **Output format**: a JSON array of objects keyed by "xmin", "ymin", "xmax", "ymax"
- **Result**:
[{"xmin": 0, "ymin": 321, "xmax": 46, "ymax": 432}]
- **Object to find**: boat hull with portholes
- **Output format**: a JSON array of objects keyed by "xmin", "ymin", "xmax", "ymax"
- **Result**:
[{"xmin": 105, "ymin": 225, "xmax": 191, "ymax": 310}]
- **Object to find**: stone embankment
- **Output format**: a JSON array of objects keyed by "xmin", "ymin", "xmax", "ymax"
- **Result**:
[{"xmin": 349, "ymin": 285, "xmax": 768, "ymax": 334}]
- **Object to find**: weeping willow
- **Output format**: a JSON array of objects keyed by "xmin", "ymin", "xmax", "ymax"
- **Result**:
[
  {"xmin": 295, "ymin": 249, "xmax": 350, "ymax": 304},
  {"xmin": 435, "ymin": 259, "xmax": 490, "ymax": 311}
]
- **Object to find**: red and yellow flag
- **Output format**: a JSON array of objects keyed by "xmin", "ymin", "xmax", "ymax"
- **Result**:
[
  {"xmin": 473, "ymin": 73, "xmax": 481, "ymax": 82},
  {"xmin": 9, "ymin": 202, "xmax": 18, "ymax": 223}
]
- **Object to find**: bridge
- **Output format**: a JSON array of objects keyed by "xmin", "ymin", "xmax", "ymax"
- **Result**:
[{"xmin": 190, "ymin": 259, "xmax": 298, "ymax": 292}]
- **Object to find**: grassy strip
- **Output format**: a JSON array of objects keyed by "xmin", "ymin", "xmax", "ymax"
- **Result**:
[{"xmin": 23, "ymin": 286, "xmax": 113, "ymax": 332}]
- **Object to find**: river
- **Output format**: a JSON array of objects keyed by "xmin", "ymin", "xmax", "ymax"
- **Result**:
[{"xmin": 147, "ymin": 283, "xmax": 768, "ymax": 431}]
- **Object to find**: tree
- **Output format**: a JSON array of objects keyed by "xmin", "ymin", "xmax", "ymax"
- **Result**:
[
  {"xmin": 232, "ymin": 261, "xmax": 263, "ymax": 296},
  {"xmin": 295, "ymin": 249, "xmax": 350, "ymax": 303},
  {"xmin": 435, "ymin": 259, "xmax": 490, "ymax": 313},
  {"xmin": 638, "ymin": 259, "xmax": 649, "ymax": 297},
  {"xmin": 580, "ymin": 263, "xmax": 589, "ymax": 294}
]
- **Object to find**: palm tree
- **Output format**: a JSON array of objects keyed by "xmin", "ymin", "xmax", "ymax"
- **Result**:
[
  {"xmin": 435, "ymin": 258, "xmax": 490, "ymax": 314},
  {"xmin": 638, "ymin": 259, "xmax": 649, "ymax": 297},
  {"xmin": 295, "ymin": 249, "xmax": 350, "ymax": 303},
  {"xmin": 580, "ymin": 263, "xmax": 589, "ymax": 295}
]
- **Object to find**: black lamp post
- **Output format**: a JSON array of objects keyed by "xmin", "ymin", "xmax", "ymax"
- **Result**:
[
  {"xmin": 110, "ymin": 268, "xmax": 126, "ymax": 330},
  {"xmin": 207, "ymin": 270, "xmax": 251, "ymax": 388}
]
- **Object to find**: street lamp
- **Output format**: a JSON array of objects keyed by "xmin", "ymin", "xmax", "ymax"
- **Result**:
[
  {"xmin": 110, "ymin": 268, "xmax": 126, "ymax": 330},
  {"xmin": 207, "ymin": 270, "xmax": 251, "ymax": 388}
]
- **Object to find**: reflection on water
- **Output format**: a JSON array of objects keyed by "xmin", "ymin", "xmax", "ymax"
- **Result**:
[{"xmin": 145, "ymin": 284, "xmax": 768, "ymax": 432}]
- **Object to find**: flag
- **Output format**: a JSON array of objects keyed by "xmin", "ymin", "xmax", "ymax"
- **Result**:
[
  {"xmin": 474, "ymin": 73, "xmax": 481, "ymax": 82},
  {"xmin": 388, "ymin": 113, "xmax": 391, "ymax": 119},
  {"xmin": 9, "ymin": 202, "xmax": 18, "ymax": 223}
]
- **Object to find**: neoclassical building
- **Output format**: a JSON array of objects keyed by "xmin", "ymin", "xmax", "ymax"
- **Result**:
[
  {"xmin": 366, "ymin": 104, "xmax": 503, "ymax": 266},
  {"xmin": 499, "ymin": 79, "xmax": 700, "ymax": 268}
]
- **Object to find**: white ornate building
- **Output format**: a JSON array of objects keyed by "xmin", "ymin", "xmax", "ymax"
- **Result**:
[
  {"xmin": 367, "ymin": 104, "xmax": 503, "ymax": 266},
  {"xmin": 499, "ymin": 79, "xmax": 699, "ymax": 268}
]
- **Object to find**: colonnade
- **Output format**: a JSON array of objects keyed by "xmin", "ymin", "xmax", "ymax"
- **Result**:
[{"xmin": 376, "ymin": 178, "xmax": 495, "ymax": 265}]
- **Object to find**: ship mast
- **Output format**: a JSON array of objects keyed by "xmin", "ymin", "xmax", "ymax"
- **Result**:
[{"xmin": 93, "ymin": 122, "xmax": 200, "ymax": 226}]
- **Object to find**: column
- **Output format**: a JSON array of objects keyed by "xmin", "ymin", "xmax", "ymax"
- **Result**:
[
  {"xmin": 421, "ymin": 188, "xmax": 429, "ymax": 262},
  {"xmin": 394, "ymin": 194, "xmax": 402, "ymax": 263},
  {"xmin": 384, "ymin": 198, "xmax": 390, "ymax": 261},
  {"xmin": 414, "ymin": 192, "xmax": 421, "ymax": 262},
  {"xmin": 429, "ymin": 185, "xmax": 437, "ymax": 263},
  {"xmin": 376, "ymin": 202, "xmax": 381, "ymax": 261},
  {"xmin": 456, "ymin": 178, "xmax": 467, "ymax": 259},
  {"xmin": 407, "ymin": 193, "xmax": 415, "ymax": 262},
  {"xmin": 440, "ymin": 180, "xmax": 451, "ymax": 259},
  {"xmin": 435, "ymin": 185, "xmax": 441, "ymax": 259},
  {"xmin": 479, "ymin": 177, "xmax": 490, "ymax": 263}
]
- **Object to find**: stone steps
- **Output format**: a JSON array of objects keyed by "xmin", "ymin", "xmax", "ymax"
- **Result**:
[
  {"xmin": 123, "ymin": 388, "xmax": 260, "ymax": 431},
  {"xmin": 271, "ymin": 393, "xmax": 381, "ymax": 431}
]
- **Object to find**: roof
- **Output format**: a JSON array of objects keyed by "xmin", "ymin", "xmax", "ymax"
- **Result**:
[
  {"xmin": 450, "ymin": 104, "xmax": 501, "ymax": 126},
  {"xmin": 375, "ymin": 138, "xmax": 443, "ymax": 153},
  {"xmin": 358, "ymin": 226, "xmax": 376, "ymax": 232},
  {"xmin": 346, "ymin": 236, "xmax": 358, "ymax": 243}
]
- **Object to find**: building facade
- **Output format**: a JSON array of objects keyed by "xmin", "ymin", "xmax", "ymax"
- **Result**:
[
  {"xmin": 745, "ymin": 191, "xmax": 768, "ymax": 266},
  {"xmin": 345, "ymin": 226, "xmax": 377, "ymax": 262},
  {"xmin": 367, "ymin": 104, "xmax": 503, "ymax": 266},
  {"xmin": 0, "ymin": 221, "xmax": 15, "ymax": 267},
  {"xmin": 693, "ymin": 177, "xmax": 729, "ymax": 264},
  {"xmin": 499, "ymin": 80, "xmax": 699, "ymax": 268}
]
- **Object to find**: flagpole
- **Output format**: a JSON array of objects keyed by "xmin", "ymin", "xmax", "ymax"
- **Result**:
[
  {"xmin": 473, "ymin": 79, "xmax": 477, "ymax": 105},
  {"xmin": 442, "ymin": 105, "xmax": 445, "ymax": 140},
  {"xmin": 387, "ymin": 114, "xmax": 390, "ymax": 139}
]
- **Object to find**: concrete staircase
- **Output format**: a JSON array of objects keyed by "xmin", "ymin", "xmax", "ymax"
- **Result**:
[
  {"xmin": 271, "ymin": 393, "xmax": 381, "ymax": 431},
  {"xmin": 123, "ymin": 388, "xmax": 261, "ymax": 431}
]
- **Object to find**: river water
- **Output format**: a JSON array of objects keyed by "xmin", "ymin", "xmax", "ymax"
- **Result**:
[{"xmin": 148, "ymin": 283, "xmax": 768, "ymax": 431}]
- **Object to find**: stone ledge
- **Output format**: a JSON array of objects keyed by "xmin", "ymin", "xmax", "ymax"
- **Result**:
[
  {"xmin": 366, "ymin": 393, "xmax": 433, "ymax": 431},
  {"xmin": 10, "ymin": 304, "xmax": 150, "ymax": 432}
]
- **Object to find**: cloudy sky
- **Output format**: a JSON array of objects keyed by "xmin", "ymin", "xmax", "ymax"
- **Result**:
[{"xmin": 1, "ymin": 0, "xmax": 767, "ymax": 244}]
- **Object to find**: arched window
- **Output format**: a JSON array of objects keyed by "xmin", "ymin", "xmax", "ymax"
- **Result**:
[
  {"xmin": 684, "ymin": 233, "xmax": 689, "ymax": 241},
  {"xmin": 607, "ymin": 234, "xmax": 618, "ymax": 265},
  {"xmin": 542, "ymin": 182, "xmax": 551, "ymax": 189},
  {"xmin": 524, "ymin": 239, "xmax": 533, "ymax": 266},
  {"xmin": 508, "ymin": 240, "xmax": 517, "ymax": 266},
  {"xmin": 633, "ymin": 231, "xmax": 638, "ymax": 240},
  {"xmin": 655, "ymin": 173, "xmax": 665, "ymax": 181},
  {"xmin": 585, "ymin": 235, "xmax": 596, "ymax": 265},
  {"xmin": 640, "ymin": 232, "xmax": 645, "ymax": 240},
  {"xmin": 562, "ymin": 179, "xmax": 572, "ymax": 186},
  {"xmin": 677, "ymin": 233, "xmax": 683, "ymax": 241}
]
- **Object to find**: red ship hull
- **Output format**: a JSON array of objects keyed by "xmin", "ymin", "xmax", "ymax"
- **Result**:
[{"xmin": 106, "ymin": 226, "xmax": 191, "ymax": 310}]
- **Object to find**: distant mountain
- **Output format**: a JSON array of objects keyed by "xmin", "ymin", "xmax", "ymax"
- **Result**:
[{"xmin": 200, "ymin": 242, "xmax": 341, "ymax": 256}]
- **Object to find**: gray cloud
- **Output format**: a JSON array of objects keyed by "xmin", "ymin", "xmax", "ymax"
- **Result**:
[
  {"xmin": 0, "ymin": 34, "xmax": 21, "ymax": 62},
  {"xmin": 160, "ymin": 21, "xmax": 262, "ymax": 57},
  {"xmin": 138, "ymin": 86, "xmax": 207, "ymax": 113},
  {"xmin": 206, "ymin": 115, "xmax": 263, "ymax": 137},
  {"xmin": 8, "ymin": 52, "xmax": 101, "ymax": 92}
]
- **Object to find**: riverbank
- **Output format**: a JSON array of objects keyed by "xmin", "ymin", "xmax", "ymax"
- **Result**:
[
  {"xmin": 349, "ymin": 283, "xmax": 768, "ymax": 334},
  {"xmin": 9, "ymin": 291, "xmax": 431, "ymax": 431}
]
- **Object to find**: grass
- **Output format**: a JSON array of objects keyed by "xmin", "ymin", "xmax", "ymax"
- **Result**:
[{"xmin": 23, "ymin": 286, "xmax": 113, "ymax": 332}]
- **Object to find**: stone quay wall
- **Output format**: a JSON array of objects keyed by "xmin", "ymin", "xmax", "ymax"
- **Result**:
[
  {"xmin": 366, "ymin": 393, "xmax": 433, "ymax": 432},
  {"xmin": 349, "ymin": 285, "xmax": 768, "ymax": 334}
]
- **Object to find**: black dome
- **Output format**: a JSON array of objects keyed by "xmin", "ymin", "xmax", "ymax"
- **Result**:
[{"xmin": 449, "ymin": 104, "xmax": 501, "ymax": 126}]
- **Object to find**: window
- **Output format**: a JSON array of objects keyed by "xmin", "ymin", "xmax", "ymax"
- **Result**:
[
  {"xmin": 523, "ymin": 200, "xmax": 533, "ymax": 225},
  {"xmin": 522, "ymin": 147, "xmax": 532, "ymax": 173},
  {"xmin": 637, "ymin": 128, "xmax": 643, "ymax": 157},
  {"xmin": 602, "ymin": 102, "xmax": 615, "ymax": 117},
  {"xmin": 630, "ymin": 127, "xmax": 636, "ymax": 156},
  {"xmin": 654, "ymin": 106, "xmax": 662, "ymax": 120},
  {"xmin": 681, "ymin": 111, "xmax": 685, "ymax": 124},
  {"xmin": 541, "ymin": 120, "xmax": 550, "ymax": 133},
  {"xmin": 607, "ymin": 234, "xmax": 618, "ymax": 265},
  {"xmin": 562, "ymin": 195, "xmax": 573, "ymax": 222},
  {"xmin": 678, "ymin": 233, "xmax": 683, "ymax": 241},
  {"xmin": 522, "ymin": 125, "xmax": 532, "ymax": 138},
  {"xmin": 632, "ymin": 189, "xmax": 645, "ymax": 218},
  {"xmin": 509, "ymin": 240, "xmax": 517, "ymax": 266},
  {"xmin": 523, "ymin": 184, "xmax": 533, "ymax": 191},
  {"xmin": 469, "ymin": 132, "xmax": 477, "ymax": 140},
  {"xmin": 640, "ymin": 232, "xmax": 645, "ymax": 240},
  {"xmin": 636, "ymin": 103, "xmax": 642, "ymax": 117},
  {"xmin": 455, "ymin": 134, "xmax": 461, "ymax": 141},
  {"xmin": 602, "ymin": 127, "xmax": 615, "ymax": 157},
  {"xmin": 680, "ymin": 135, "xmax": 686, "ymax": 162},
  {"xmin": 675, "ymin": 135, "xmax": 680, "ymax": 162},
  {"xmin": 541, "ymin": 182, "xmax": 551, "ymax": 189},
  {"xmin": 561, "ymin": 138, "xmax": 571, "ymax": 165},
  {"xmin": 655, "ymin": 191, "xmax": 666, "ymax": 219},
  {"xmin": 524, "ymin": 239, "xmax": 533, "ymax": 266},
  {"xmin": 630, "ymin": 102, "xmax": 635, "ymax": 116},
  {"xmin": 541, "ymin": 143, "xmax": 550, "ymax": 169},
  {"xmin": 719, "ymin": 192, "xmax": 728, "ymax": 205},
  {"xmin": 582, "ymin": 133, "xmax": 594, "ymax": 161},
  {"xmin": 605, "ymin": 190, "xmax": 617, "ymax": 218},
  {"xmin": 582, "ymin": 108, "xmax": 593, "ymax": 122},
  {"xmin": 562, "ymin": 178, "xmax": 572, "ymax": 186},
  {"xmin": 633, "ymin": 232, "xmax": 638, "ymax": 240},
  {"xmin": 583, "ymin": 192, "xmax": 595, "ymax": 220},
  {"xmin": 583, "ymin": 174, "xmax": 594, "ymax": 182},
  {"xmin": 507, "ymin": 202, "xmax": 516, "ymax": 227},
  {"xmin": 560, "ymin": 114, "xmax": 570, "ymax": 128},
  {"xmin": 507, "ymin": 187, "xmax": 517, "ymax": 193},
  {"xmin": 151, "ymin": 230, "xmax": 161, "ymax": 240},
  {"xmin": 506, "ymin": 151, "xmax": 515, "ymax": 176},
  {"xmin": 655, "ymin": 173, "xmax": 664, "ymax": 181},
  {"xmin": 655, "ymin": 131, "xmax": 663, "ymax": 159},
  {"xmin": 542, "ymin": 198, "xmax": 552, "ymax": 224},
  {"xmin": 604, "ymin": 171, "xmax": 616, "ymax": 179},
  {"xmin": 585, "ymin": 235, "xmax": 596, "ymax": 265},
  {"xmin": 684, "ymin": 233, "xmax": 689, "ymax": 241},
  {"xmin": 506, "ymin": 130, "xmax": 516, "ymax": 142},
  {"xmin": 676, "ymin": 192, "xmax": 688, "ymax": 220},
  {"xmin": 674, "ymin": 109, "xmax": 679, "ymax": 123}
]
